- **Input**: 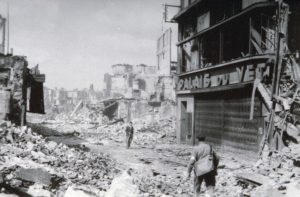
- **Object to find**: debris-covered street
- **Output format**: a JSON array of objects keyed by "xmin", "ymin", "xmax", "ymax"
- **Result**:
[
  {"xmin": 2, "ymin": 101, "xmax": 300, "ymax": 196},
  {"xmin": 1, "ymin": 0, "xmax": 300, "ymax": 196}
]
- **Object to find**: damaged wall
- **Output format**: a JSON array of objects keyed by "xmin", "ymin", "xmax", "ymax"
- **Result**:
[
  {"xmin": 155, "ymin": 76, "xmax": 176, "ymax": 101},
  {"xmin": 0, "ymin": 56, "xmax": 28, "ymax": 125},
  {"xmin": 134, "ymin": 65, "xmax": 158, "ymax": 100},
  {"xmin": 174, "ymin": 0, "xmax": 300, "ymax": 155},
  {"xmin": 103, "ymin": 63, "xmax": 176, "ymax": 102},
  {"xmin": 27, "ymin": 65, "xmax": 45, "ymax": 114},
  {"xmin": 0, "ymin": 56, "xmax": 46, "ymax": 125}
]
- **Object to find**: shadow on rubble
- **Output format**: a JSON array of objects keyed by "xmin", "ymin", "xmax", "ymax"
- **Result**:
[{"xmin": 27, "ymin": 123, "xmax": 89, "ymax": 151}]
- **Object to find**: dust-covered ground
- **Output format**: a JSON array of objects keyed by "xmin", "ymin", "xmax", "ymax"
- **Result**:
[{"xmin": 1, "ymin": 107, "xmax": 300, "ymax": 196}]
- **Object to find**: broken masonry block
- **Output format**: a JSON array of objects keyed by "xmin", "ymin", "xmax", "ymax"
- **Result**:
[{"xmin": 15, "ymin": 167, "xmax": 63, "ymax": 188}]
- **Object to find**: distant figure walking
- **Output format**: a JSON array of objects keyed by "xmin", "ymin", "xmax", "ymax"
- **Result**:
[
  {"xmin": 125, "ymin": 122, "xmax": 134, "ymax": 149},
  {"xmin": 186, "ymin": 135, "xmax": 219, "ymax": 197}
]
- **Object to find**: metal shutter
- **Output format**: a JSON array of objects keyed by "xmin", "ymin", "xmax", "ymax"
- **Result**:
[{"xmin": 194, "ymin": 87, "xmax": 263, "ymax": 157}]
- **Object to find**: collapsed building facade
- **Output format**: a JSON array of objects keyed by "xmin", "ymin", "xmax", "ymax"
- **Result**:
[
  {"xmin": 103, "ymin": 64, "xmax": 163, "ymax": 100},
  {"xmin": 173, "ymin": 0, "xmax": 300, "ymax": 158},
  {"xmin": 156, "ymin": 28, "xmax": 178, "ymax": 102},
  {"xmin": 101, "ymin": 28, "xmax": 179, "ymax": 120},
  {"xmin": 101, "ymin": 63, "xmax": 177, "ymax": 122},
  {"xmin": 44, "ymin": 84, "xmax": 103, "ymax": 113},
  {"xmin": 0, "ymin": 55, "xmax": 45, "ymax": 125}
]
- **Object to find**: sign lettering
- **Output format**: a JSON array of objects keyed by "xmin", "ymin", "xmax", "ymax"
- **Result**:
[{"xmin": 177, "ymin": 62, "xmax": 270, "ymax": 91}]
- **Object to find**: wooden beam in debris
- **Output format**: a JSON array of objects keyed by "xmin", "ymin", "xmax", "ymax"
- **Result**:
[
  {"xmin": 289, "ymin": 55, "xmax": 300, "ymax": 85},
  {"xmin": 99, "ymin": 97, "xmax": 137, "ymax": 103},
  {"xmin": 235, "ymin": 173, "xmax": 272, "ymax": 186},
  {"xmin": 102, "ymin": 101, "xmax": 118, "ymax": 111},
  {"xmin": 259, "ymin": 2, "xmax": 290, "ymax": 156},
  {"xmin": 70, "ymin": 100, "xmax": 83, "ymax": 116},
  {"xmin": 257, "ymin": 83, "xmax": 272, "ymax": 111}
]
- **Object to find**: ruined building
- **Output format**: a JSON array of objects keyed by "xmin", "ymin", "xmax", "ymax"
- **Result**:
[
  {"xmin": 43, "ymin": 85, "xmax": 103, "ymax": 114},
  {"xmin": 173, "ymin": 0, "xmax": 300, "ymax": 158},
  {"xmin": 0, "ymin": 56, "xmax": 45, "ymax": 125},
  {"xmin": 103, "ymin": 64, "xmax": 161, "ymax": 100},
  {"xmin": 101, "ymin": 63, "xmax": 177, "ymax": 122},
  {"xmin": 156, "ymin": 28, "xmax": 177, "ymax": 101}
]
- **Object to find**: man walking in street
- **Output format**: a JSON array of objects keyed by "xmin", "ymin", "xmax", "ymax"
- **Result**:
[
  {"xmin": 186, "ymin": 135, "xmax": 219, "ymax": 197},
  {"xmin": 125, "ymin": 121, "xmax": 134, "ymax": 149}
]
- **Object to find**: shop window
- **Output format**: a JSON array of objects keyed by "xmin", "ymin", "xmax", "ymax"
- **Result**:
[
  {"xmin": 181, "ymin": 44, "xmax": 188, "ymax": 72},
  {"xmin": 181, "ymin": 39, "xmax": 200, "ymax": 72},
  {"xmin": 250, "ymin": 13, "xmax": 276, "ymax": 55},
  {"xmin": 191, "ymin": 42, "xmax": 199, "ymax": 70},
  {"xmin": 201, "ymin": 32, "xmax": 220, "ymax": 66},
  {"xmin": 181, "ymin": 19, "xmax": 196, "ymax": 39},
  {"xmin": 222, "ymin": 19, "xmax": 249, "ymax": 62},
  {"xmin": 210, "ymin": 0, "xmax": 242, "ymax": 25}
]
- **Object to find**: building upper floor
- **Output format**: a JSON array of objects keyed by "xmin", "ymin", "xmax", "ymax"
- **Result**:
[{"xmin": 173, "ymin": 0, "xmax": 300, "ymax": 74}]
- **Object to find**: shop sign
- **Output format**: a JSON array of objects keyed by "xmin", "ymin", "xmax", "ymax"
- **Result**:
[{"xmin": 177, "ymin": 63, "xmax": 270, "ymax": 91}]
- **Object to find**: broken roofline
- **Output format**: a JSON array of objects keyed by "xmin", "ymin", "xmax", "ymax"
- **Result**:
[{"xmin": 0, "ymin": 55, "xmax": 27, "ymax": 68}]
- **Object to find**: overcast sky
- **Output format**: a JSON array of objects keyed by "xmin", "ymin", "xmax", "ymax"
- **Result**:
[{"xmin": 0, "ymin": 0, "xmax": 178, "ymax": 90}]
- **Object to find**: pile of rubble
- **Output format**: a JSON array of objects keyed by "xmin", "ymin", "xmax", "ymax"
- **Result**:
[
  {"xmin": 247, "ymin": 141, "xmax": 300, "ymax": 196},
  {"xmin": 133, "ymin": 118, "xmax": 176, "ymax": 146},
  {"xmin": 213, "ymin": 139, "xmax": 300, "ymax": 196},
  {"xmin": 0, "ymin": 120, "xmax": 119, "ymax": 196},
  {"xmin": 134, "ymin": 172, "xmax": 193, "ymax": 196},
  {"xmin": 81, "ymin": 117, "xmax": 176, "ymax": 147},
  {"xmin": 123, "ymin": 144, "xmax": 193, "ymax": 196},
  {"xmin": 128, "ymin": 140, "xmax": 300, "ymax": 197}
]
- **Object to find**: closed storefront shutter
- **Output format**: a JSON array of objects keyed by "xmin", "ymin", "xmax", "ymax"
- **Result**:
[{"xmin": 194, "ymin": 87, "xmax": 263, "ymax": 158}]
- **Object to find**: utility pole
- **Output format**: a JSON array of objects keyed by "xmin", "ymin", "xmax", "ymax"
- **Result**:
[
  {"xmin": 6, "ymin": 0, "xmax": 10, "ymax": 54},
  {"xmin": 0, "ymin": 15, "xmax": 6, "ymax": 54}
]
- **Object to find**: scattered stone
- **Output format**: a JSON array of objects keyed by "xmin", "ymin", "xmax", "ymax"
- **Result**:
[
  {"xmin": 64, "ymin": 186, "xmax": 97, "ymax": 197},
  {"xmin": 236, "ymin": 172, "xmax": 273, "ymax": 186},
  {"xmin": 251, "ymin": 185, "xmax": 284, "ymax": 197},
  {"xmin": 286, "ymin": 182, "xmax": 300, "ymax": 197},
  {"xmin": 28, "ymin": 183, "xmax": 53, "ymax": 197},
  {"xmin": 105, "ymin": 171, "xmax": 139, "ymax": 197},
  {"xmin": 293, "ymin": 159, "xmax": 300, "ymax": 167},
  {"xmin": 286, "ymin": 123, "xmax": 300, "ymax": 137},
  {"xmin": 15, "ymin": 168, "xmax": 54, "ymax": 186},
  {"xmin": 45, "ymin": 141, "xmax": 57, "ymax": 151}
]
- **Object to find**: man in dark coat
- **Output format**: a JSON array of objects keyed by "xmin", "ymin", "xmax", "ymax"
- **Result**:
[
  {"xmin": 125, "ymin": 121, "xmax": 134, "ymax": 149},
  {"xmin": 186, "ymin": 135, "xmax": 219, "ymax": 197}
]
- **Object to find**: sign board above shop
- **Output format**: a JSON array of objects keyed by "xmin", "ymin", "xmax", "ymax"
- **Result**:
[{"xmin": 176, "ymin": 57, "xmax": 273, "ymax": 92}]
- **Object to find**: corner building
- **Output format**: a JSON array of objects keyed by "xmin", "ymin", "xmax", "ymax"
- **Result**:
[{"xmin": 173, "ymin": 0, "xmax": 300, "ymax": 158}]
